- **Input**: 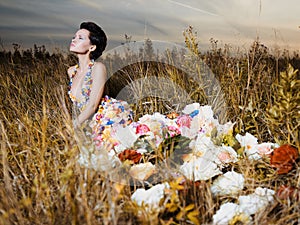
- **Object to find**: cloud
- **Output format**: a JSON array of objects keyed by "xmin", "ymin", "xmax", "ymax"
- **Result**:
[
  {"xmin": 0, "ymin": 0, "xmax": 299, "ymax": 50},
  {"xmin": 167, "ymin": 0, "xmax": 219, "ymax": 17}
]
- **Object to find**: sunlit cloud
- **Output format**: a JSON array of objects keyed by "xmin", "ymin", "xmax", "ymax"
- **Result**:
[{"xmin": 0, "ymin": 0, "xmax": 299, "ymax": 51}]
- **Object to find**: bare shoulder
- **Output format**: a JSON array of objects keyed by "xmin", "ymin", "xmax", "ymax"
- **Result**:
[
  {"xmin": 93, "ymin": 61, "xmax": 107, "ymax": 77},
  {"xmin": 93, "ymin": 61, "xmax": 106, "ymax": 71}
]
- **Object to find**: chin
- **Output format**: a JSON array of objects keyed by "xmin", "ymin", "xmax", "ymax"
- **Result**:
[{"xmin": 70, "ymin": 48, "xmax": 77, "ymax": 53}]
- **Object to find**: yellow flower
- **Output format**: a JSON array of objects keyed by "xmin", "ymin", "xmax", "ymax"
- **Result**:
[{"xmin": 229, "ymin": 212, "xmax": 252, "ymax": 225}]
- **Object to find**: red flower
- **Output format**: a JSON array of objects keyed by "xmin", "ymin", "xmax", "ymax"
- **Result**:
[
  {"xmin": 136, "ymin": 124, "xmax": 150, "ymax": 135},
  {"xmin": 270, "ymin": 144, "xmax": 298, "ymax": 174},
  {"xmin": 118, "ymin": 149, "xmax": 142, "ymax": 164}
]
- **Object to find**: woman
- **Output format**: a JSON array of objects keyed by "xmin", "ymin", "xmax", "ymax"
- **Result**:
[
  {"xmin": 68, "ymin": 22, "xmax": 133, "ymax": 151},
  {"xmin": 68, "ymin": 21, "xmax": 107, "ymax": 127}
]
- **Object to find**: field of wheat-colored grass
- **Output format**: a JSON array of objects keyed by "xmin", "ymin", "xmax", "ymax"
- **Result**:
[{"xmin": 0, "ymin": 28, "xmax": 299, "ymax": 225}]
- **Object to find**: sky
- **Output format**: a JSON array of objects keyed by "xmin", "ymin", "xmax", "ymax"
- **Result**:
[{"xmin": 0, "ymin": 0, "xmax": 299, "ymax": 53}]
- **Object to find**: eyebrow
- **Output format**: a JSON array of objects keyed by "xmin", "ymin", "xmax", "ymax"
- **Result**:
[{"xmin": 76, "ymin": 33, "xmax": 87, "ymax": 38}]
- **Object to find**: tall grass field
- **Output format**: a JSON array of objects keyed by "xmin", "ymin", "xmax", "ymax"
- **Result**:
[{"xmin": 0, "ymin": 28, "xmax": 299, "ymax": 224}]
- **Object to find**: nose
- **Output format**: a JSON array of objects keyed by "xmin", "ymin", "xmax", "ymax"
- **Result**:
[{"xmin": 70, "ymin": 39, "xmax": 76, "ymax": 47}]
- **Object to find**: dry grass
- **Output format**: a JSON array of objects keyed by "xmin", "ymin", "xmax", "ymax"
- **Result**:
[{"xmin": 0, "ymin": 29, "xmax": 299, "ymax": 225}]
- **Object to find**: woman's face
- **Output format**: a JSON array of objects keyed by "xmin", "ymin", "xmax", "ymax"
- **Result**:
[{"xmin": 69, "ymin": 29, "xmax": 92, "ymax": 54}]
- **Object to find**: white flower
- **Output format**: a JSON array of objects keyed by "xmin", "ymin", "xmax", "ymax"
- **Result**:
[
  {"xmin": 254, "ymin": 187, "xmax": 275, "ymax": 202},
  {"xmin": 77, "ymin": 144, "xmax": 117, "ymax": 171},
  {"xmin": 129, "ymin": 162, "xmax": 156, "ymax": 181},
  {"xmin": 182, "ymin": 103, "xmax": 201, "ymax": 114},
  {"xmin": 113, "ymin": 143, "xmax": 127, "ymax": 154},
  {"xmin": 212, "ymin": 202, "xmax": 240, "ymax": 225},
  {"xmin": 197, "ymin": 105, "xmax": 219, "ymax": 133},
  {"xmin": 131, "ymin": 182, "xmax": 169, "ymax": 212},
  {"xmin": 138, "ymin": 112, "xmax": 168, "ymax": 128},
  {"xmin": 182, "ymin": 104, "xmax": 214, "ymax": 120},
  {"xmin": 107, "ymin": 150, "xmax": 122, "ymax": 168},
  {"xmin": 236, "ymin": 132, "xmax": 261, "ymax": 159},
  {"xmin": 215, "ymin": 145, "xmax": 238, "ymax": 165},
  {"xmin": 191, "ymin": 133, "xmax": 238, "ymax": 166},
  {"xmin": 180, "ymin": 155, "xmax": 221, "ymax": 181},
  {"xmin": 236, "ymin": 133, "xmax": 277, "ymax": 160},
  {"xmin": 256, "ymin": 142, "xmax": 276, "ymax": 155},
  {"xmin": 189, "ymin": 133, "xmax": 215, "ymax": 155},
  {"xmin": 217, "ymin": 121, "xmax": 235, "ymax": 136},
  {"xmin": 180, "ymin": 104, "xmax": 220, "ymax": 138},
  {"xmin": 212, "ymin": 187, "xmax": 275, "ymax": 224},
  {"xmin": 164, "ymin": 117, "xmax": 178, "ymax": 127},
  {"xmin": 236, "ymin": 132, "xmax": 258, "ymax": 148},
  {"xmin": 136, "ymin": 148, "xmax": 148, "ymax": 154},
  {"xmin": 238, "ymin": 187, "xmax": 275, "ymax": 216},
  {"xmin": 112, "ymin": 125, "xmax": 138, "ymax": 148},
  {"xmin": 151, "ymin": 112, "xmax": 170, "ymax": 122},
  {"xmin": 211, "ymin": 171, "xmax": 245, "ymax": 196},
  {"xmin": 180, "ymin": 126, "xmax": 199, "ymax": 139},
  {"xmin": 181, "ymin": 133, "xmax": 225, "ymax": 181}
]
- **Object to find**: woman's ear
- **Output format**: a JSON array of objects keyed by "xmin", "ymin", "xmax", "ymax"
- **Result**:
[{"xmin": 90, "ymin": 45, "xmax": 96, "ymax": 52}]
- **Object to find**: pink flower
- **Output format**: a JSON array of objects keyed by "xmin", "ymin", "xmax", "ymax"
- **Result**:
[
  {"xmin": 136, "ymin": 124, "xmax": 150, "ymax": 135},
  {"xmin": 165, "ymin": 125, "xmax": 181, "ymax": 138},
  {"xmin": 95, "ymin": 113, "xmax": 102, "ymax": 121},
  {"xmin": 93, "ymin": 135, "xmax": 103, "ymax": 146},
  {"xmin": 256, "ymin": 143, "xmax": 274, "ymax": 155},
  {"xmin": 218, "ymin": 151, "xmax": 232, "ymax": 163},
  {"xmin": 176, "ymin": 115, "xmax": 192, "ymax": 128}
]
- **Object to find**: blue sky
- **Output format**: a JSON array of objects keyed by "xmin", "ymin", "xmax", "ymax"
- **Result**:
[{"xmin": 0, "ymin": 0, "xmax": 299, "ymax": 52}]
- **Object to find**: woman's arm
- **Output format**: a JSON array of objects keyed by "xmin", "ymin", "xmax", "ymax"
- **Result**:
[
  {"xmin": 76, "ymin": 62, "xmax": 107, "ymax": 125},
  {"xmin": 67, "ymin": 66, "xmax": 75, "ymax": 78}
]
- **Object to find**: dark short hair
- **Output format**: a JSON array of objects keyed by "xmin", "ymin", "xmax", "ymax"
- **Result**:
[{"xmin": 80, "ymin": 21, "xmax": 107, "ymax": 60}]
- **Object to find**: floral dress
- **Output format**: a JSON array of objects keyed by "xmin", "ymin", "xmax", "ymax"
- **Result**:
[{"xmin": 68, "ymin": 61, "xmax": 134, "ymax": 169}]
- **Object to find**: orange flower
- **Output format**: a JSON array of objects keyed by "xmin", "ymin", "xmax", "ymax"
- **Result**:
[
  {"xmin": 166, "ymin": 112, "xmax": 179, "ymax": 119},
  {"xmin": 270, "ymin": 144, "xmax": 298, "ymax": 174},
  {"xmin": 118, "ymin": 149, "xmax": 142, "ymax": 164}
]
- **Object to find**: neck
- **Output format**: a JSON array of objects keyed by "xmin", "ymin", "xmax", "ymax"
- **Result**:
[{"xmin": 77, "ymin": 55, "xmax": 93, "ymax": 70}]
